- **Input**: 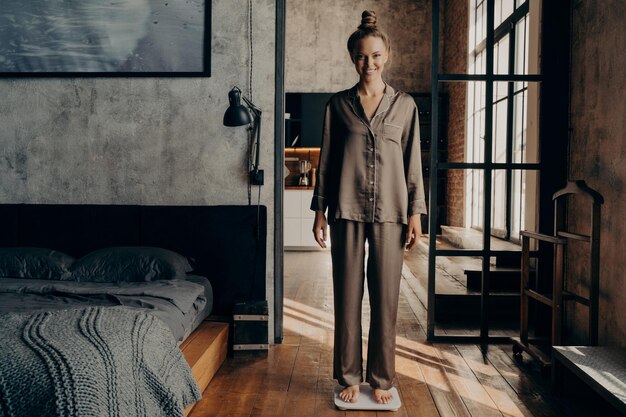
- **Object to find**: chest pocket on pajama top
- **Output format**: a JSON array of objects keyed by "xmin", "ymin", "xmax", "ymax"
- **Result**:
[{"xmin": 383, "ymin": 122, "xmax": 403, "ymax": 145}]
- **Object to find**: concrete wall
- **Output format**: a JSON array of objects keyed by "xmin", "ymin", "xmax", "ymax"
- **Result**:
[
  {"xmin": 285, "ymin": 0, "xmax": 432, "ymax": 93},
  {"xmin": 567, "ymin": 0, "xmax": 626, "ymax": 345},
  {"xmin": 0, "ymin": 0, "xmax": 278, "ymax": 341}
]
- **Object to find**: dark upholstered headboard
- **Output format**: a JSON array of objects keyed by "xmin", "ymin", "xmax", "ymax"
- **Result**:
[{"xmin": 0, "ymin": 204, "xmax": 266, "ymax": 316}]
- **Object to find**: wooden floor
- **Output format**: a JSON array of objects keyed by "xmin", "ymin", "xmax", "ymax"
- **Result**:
[{"xmin": 191, "ymin": 248, "xmax": 596, "ymax": 417}]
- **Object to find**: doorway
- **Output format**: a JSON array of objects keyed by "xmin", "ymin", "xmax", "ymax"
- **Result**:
[
  {"xmin": 275, "ymin": 0, "xmax": 437, "ymax": 343},
  {"xmin": 274, "ymin": 0, "xmax": 567, "ymax": 344}
]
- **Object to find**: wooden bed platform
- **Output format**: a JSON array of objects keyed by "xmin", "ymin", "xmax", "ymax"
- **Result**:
[{"xmin": 181, "ymin": 321, "xmax": 229, "ymax": 416}]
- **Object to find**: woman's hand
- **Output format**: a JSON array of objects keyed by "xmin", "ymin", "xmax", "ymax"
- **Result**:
[
  {"xmin": 312, "ymin": 210, "xmax": 329, "ymax": 248},
  {"xmin": 405, "ymin": 214, "xmax": 422, "ymax": 250}
]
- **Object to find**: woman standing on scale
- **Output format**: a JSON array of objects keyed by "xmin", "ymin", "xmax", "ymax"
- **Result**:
[{"xmin": 311, "ymin": 10, "xmax": 426, "ymax": 405}]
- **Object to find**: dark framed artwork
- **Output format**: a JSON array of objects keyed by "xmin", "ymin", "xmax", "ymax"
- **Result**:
[{"xmin": 0, "ymin": 0, "xmax": 211, "ymax": 77}]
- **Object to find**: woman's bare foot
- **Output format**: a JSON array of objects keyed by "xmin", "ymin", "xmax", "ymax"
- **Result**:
[
  {"xmin": 339, "ymin": 385, "xmax": 360, "ymax": 403},
  {"xmin": 372, "ymin": 388, "xmax": 393, "ymax": 404}
]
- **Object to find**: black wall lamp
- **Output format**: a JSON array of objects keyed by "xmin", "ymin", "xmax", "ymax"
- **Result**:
[{"xmin": 223, "ymin": 86, "xmax": 264, "ymax": 186}]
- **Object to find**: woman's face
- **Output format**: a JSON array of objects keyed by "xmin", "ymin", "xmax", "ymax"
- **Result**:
[{"xmin": 352, "ymin": 36, "xmax": 389, "ymax": 82}]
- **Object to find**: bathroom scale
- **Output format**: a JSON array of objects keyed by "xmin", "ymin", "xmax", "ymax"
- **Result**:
[{"xmin": 333, "ymin": 385, "xmax": 401, "ymax": 411}]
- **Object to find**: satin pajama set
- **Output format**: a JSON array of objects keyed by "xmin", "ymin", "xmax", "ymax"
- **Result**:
[{"xmin": 310, "ymin": 83, "xmax": 426, "ymax": 390}]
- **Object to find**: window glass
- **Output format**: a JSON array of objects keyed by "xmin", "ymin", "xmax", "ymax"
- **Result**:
[
  {"xmin": 467, "ymin": 168, "xmax": 484, "ymax": 228},
  {"xmin": 466, "ymin": 81, "xmax": 486, "ymax": 164},
  {"xmin": 495, "ymin": 0, "xmax": 502, "ymax": 27},
  {"xmin": 492, "ymin": 169, "xmax": 507, "ymax": 233},
  {"xmin": 495, "ymin": 34, "xmax": 510, "ymax": 76},
  {"xmin": 477, "ymin": 3, "xmax": 486, "ymax": 45},
  {"xmin": 493, "ymin": 97, "xmax": 508, "ymax": 163},
  {"xmin": 514, "ymin": 16, "xmax": 528, "ymax": 76},
  {"xmin": 501, "ymin": 0, "xmax": 515, "ymax": 21},
  {"xmin": 466, "ymin": 0, "xmax": 531, "ymax": 237},
  {"xmin": 510, "ymin": 169, "xmax": 526, "ymax": 238}
]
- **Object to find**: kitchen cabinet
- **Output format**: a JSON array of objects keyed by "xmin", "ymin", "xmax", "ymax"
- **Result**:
[{"xmin": 284, "ymin": 189, "xmax": 328, "ymax": 250}]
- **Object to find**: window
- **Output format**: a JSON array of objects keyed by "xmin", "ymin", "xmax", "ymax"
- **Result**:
[
  {"xmin": 427, "ymin": 0, "xmax": 541, "ymax": 341},
  {"xmin": 465, "ymin": 0, "xmax": 530, "ymax": 240}
]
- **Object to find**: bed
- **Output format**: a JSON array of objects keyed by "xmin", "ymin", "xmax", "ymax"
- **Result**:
[
  {"xmin": 0, "ymin": 204, "xmax": 267, "ymax": 417},
  {"xmin": 0, "ymin": 274, "xmax": 213, "ymax": 343}
]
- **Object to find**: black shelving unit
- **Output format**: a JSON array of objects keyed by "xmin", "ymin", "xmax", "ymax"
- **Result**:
[
  {"xmin": 284, "ymin": 93, "xmax": 301, "ymax": 148},
  {"xmin": 285, "ymin": 93, "xmax": 333, "ymax": 148},
  {"xmin": 411, "ymin": 93, "xmax": 448, "ymax": 234}
]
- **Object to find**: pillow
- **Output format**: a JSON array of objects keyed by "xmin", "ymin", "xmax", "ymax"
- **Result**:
[
  {"xmin": 71, "ymin": 246, "xmax": 193, "ymax": 282},
  {"xmin": 0, "ymin": 247, "xmax": 75, "ymax": 280}
]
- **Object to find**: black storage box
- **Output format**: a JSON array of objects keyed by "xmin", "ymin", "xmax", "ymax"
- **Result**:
[{"xmin": 233, "ymin": 300, "xmax": 269, "ymax": 352}]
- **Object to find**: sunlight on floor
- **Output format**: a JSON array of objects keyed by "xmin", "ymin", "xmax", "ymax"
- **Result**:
[{"xmin": 283, "ymin": 296, "xmax": 527, "ymax": 416}]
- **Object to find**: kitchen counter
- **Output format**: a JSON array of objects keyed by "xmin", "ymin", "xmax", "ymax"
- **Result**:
[{"xmin": 285, "ymin": 185, "xmax": 314, "ymax": 190}]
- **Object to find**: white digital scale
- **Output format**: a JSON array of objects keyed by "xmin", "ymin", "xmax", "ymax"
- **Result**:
[{"xmin": 333, "ymin": 385, "xmax": 401, "ymax": 411}]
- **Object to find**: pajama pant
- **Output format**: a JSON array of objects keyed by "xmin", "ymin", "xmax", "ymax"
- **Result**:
[{"xmin": 329, "ymin": 219, "xmax": 406, "ymax": 390}]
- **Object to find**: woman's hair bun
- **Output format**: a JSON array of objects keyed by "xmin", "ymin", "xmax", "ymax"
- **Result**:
[
  {"xmin": 359, "ymin": 10, "xmax": 377, "ymax": 30},
  {"xmin": 347, "ymin": 9, "xmax": 390, "ymax": 58}
]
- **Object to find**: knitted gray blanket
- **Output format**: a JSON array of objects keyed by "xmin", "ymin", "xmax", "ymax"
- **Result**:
[{"xmin": 0, "ymin": 307, "xmax": 201, "ymax": 417}]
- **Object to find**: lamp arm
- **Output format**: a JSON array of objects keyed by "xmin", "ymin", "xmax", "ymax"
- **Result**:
[
  {"xmin": 241, "ymin": 95, "xmax": 262, "ymax": 118},
  {"xmin": 239, "ymin": 94, "xmax": 262, "ymax": 173},
  {"xmin": 253, "ymin": 116, "xmax": 261, "ymax": 173}
]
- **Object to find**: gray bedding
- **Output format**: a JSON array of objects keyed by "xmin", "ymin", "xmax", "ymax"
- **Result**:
[
  {"xmin": 0, "ymin": 275, "xmax": 213, "ymax": 342},
  {"xmin": 0, "ymin": 306, "xmax": 201, "ymax": 417}
]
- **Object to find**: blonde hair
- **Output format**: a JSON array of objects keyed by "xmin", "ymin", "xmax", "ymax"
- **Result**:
[{"xmin": 346, "ymin": 11, "xmax": 391, "ymax": 62}]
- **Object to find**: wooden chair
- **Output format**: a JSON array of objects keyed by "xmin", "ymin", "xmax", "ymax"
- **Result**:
[{"xmin": 511, "ymin": 180, "xmax": 603, "ymax": 367}]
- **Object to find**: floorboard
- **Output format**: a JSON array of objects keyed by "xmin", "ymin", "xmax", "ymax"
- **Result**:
[{"xmin": 190, "ymin": 250, "xmax": 584, "ymax": 417}]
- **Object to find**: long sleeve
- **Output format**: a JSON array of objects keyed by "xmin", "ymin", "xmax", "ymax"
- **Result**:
[
  {"xmin": 402, "ymin": 102, "xmax": 427, "ymax": 217},
  {"xmin": 310, "ymin": 102, "xmax": 333, "ymax": 213}
]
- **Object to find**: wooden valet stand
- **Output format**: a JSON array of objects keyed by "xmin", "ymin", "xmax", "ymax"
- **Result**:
[{"xmin": 511, "ymin": 180, "xmax": 603, "ymax": 368}]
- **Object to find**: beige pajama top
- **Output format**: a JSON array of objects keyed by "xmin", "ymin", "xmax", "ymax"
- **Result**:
[{"xmin": 310, "ymin": 83, "xmax": 427, "ymax": 225}]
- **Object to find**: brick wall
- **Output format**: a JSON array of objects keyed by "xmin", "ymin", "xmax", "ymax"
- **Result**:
[{"xmin": 442, "ymin": 0, "xmax": 468, "ymax": 227}]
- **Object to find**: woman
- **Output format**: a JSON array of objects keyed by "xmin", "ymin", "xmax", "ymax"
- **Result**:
[{"xmin": 310, "ymin": 10, "xmax": 426, "ymax": 405}]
